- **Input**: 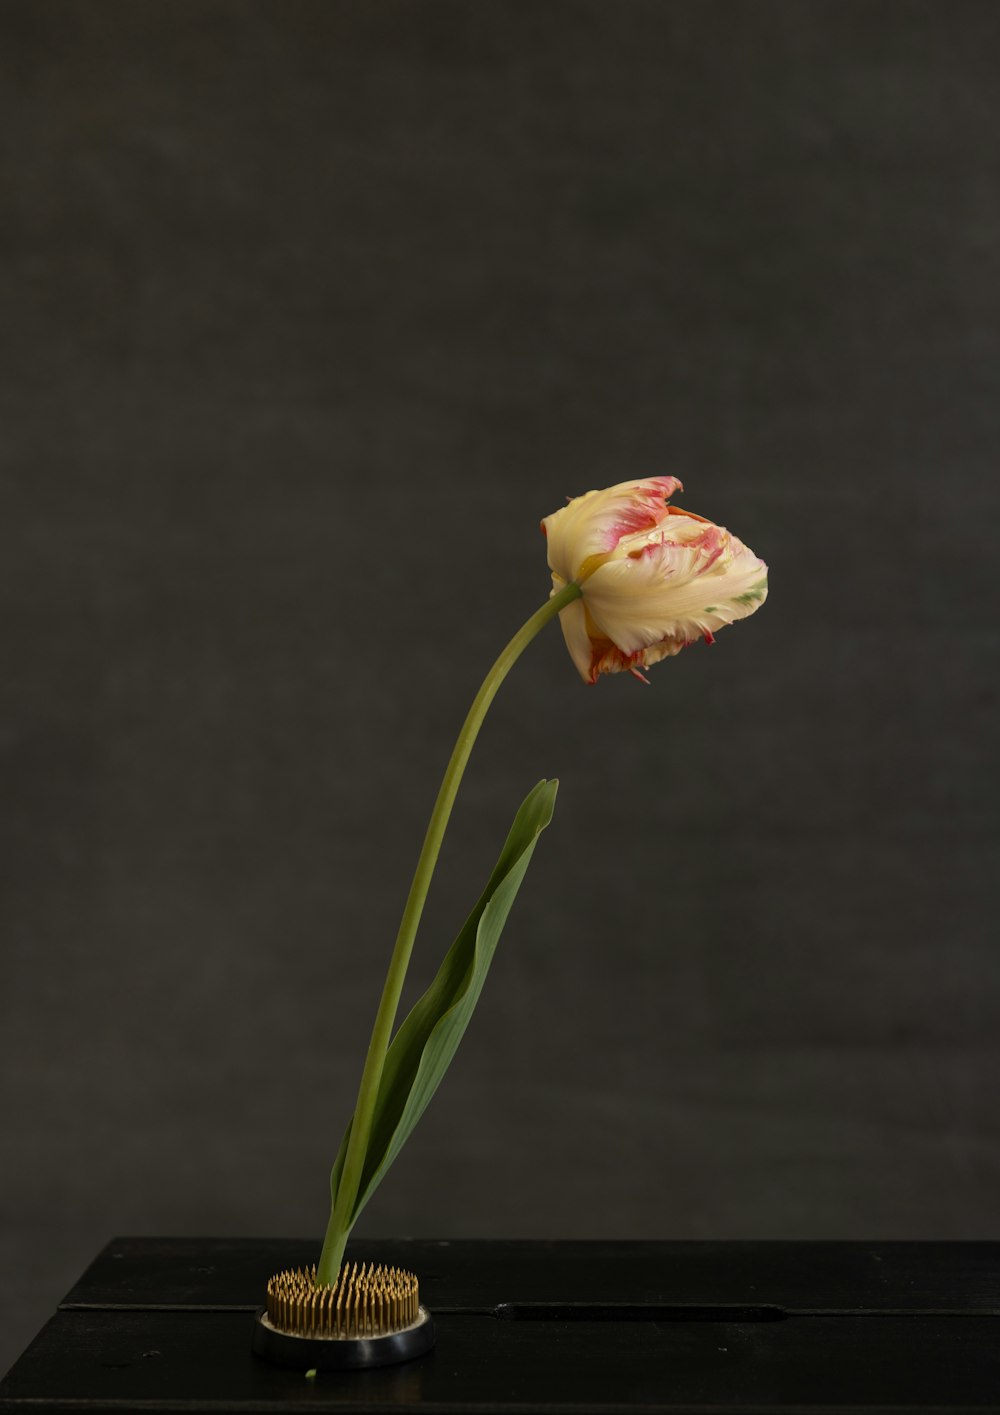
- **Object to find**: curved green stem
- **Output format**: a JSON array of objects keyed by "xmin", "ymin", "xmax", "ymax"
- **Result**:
[{"xmin": 316, "ymin": 580, "xmax": 582, "ymax": 1284}]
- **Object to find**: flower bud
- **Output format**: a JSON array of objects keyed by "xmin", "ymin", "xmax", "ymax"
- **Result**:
[{"xmin": 542, "ymin": 476, "xmax": 768, "ymax": 683}]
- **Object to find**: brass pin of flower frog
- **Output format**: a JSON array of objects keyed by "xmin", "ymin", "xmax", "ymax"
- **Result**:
[{"xmin": 253, "ymin": 478, "xmax": 768, "ymax": 1370}]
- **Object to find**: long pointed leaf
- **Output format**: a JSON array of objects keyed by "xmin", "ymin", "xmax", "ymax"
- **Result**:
[{"xmin": 329, "ymin": 778, "xmax": 558, "ymax": 1227}]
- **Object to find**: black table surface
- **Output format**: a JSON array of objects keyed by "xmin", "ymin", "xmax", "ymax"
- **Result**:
[{"xmin": 2, "ymin": 1238, "xmax": 1000, "ymax": 1413}]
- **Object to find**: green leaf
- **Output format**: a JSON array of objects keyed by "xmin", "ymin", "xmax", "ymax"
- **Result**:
[{"xmin": 329, "ymin": 778, "xmax": 558, "ymax": 1228}]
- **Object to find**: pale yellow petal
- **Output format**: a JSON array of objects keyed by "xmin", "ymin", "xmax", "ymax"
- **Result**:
[
  {"xmin": 541, "ymin": 476, "xmax": 682, "ymax": 584},
  {"xmin": 552, "ymin": 588, "xmax": 597, "ymax": 684},
  {"xmin": 583, "ymin": 525, "xmax": 768, "ymax": 656}
]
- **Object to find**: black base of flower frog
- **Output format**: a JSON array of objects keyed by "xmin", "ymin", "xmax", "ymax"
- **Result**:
[{"xmin": 251, "ymin": 1305, "xmax": 435, "ymax": 1370}]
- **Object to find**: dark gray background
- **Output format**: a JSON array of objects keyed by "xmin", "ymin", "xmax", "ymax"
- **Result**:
[{"xmin": 2, "ymin": 0, "xmax": 998, "ymax": 1376}]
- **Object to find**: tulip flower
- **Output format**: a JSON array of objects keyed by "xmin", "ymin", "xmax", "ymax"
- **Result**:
[
  {"xmin": 316, "ymin": 477, "xmax": 768, "ymax": 1286},
  {"xmin": 542, "ymin": 476, "xmax": 768, "ymax": 683}
]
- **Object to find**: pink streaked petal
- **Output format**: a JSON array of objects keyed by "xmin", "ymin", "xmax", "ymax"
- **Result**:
[
  {"xmin": 588, "ymin": 638, "xmax": 658, "ymax": 682},
  {"xmin": 600, "ymin": 476, "xmax": 684, "ymax": 551},
  {"xmin": 541, "ymin": 475, "xmax": 683, "ymax": 583},
  {"xmin": 585, "ymin": 631, "xmax": 695, "ymax": 681},
  {"xmin": 624, "ymin": 521, "xmax": 726, "ymax": 574},
  {"xmin": 583, "ymin": 528, "xmax": 768, "ymax": 657}
]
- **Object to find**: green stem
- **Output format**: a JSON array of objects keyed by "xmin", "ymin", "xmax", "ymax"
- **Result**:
[{"xmin": 316, "ymin": 579, "xmax": 582, "ymax": 1284}]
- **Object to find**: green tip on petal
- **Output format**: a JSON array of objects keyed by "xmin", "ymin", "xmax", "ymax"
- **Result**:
[{"xmin": 732, "ymin": 576, "xmax": 768, "ymax": 607}]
